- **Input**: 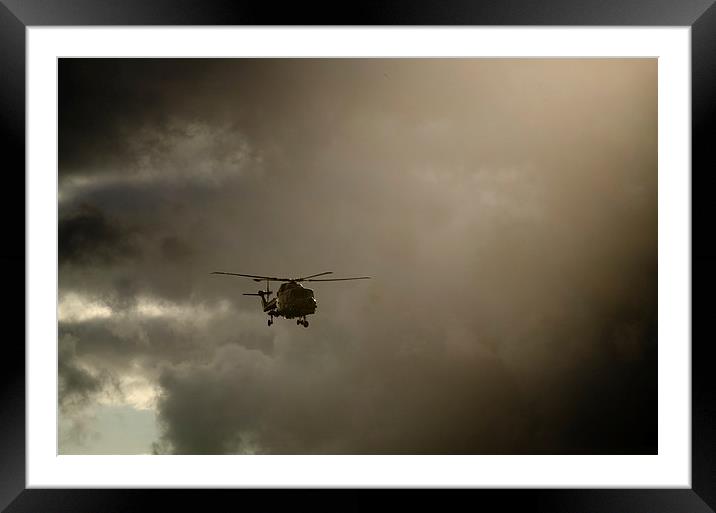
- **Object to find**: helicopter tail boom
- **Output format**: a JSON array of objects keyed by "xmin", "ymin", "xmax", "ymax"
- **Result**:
[{"xmin": 242, "ymin": 291, "xmax": 277, "ymax": 313}]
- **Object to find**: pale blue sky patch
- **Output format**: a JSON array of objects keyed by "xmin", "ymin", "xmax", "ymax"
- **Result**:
[{"xmin": 60, "ymin": 404, "xmax": 159, "ymax": 455}]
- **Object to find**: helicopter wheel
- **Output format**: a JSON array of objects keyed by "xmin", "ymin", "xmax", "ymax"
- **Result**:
[
  {"xmin": 303, "ymin": 320, "xmax": 309, "ymax": 328},
  {"xmin": 268, "ymin": 318, "xmax": 273, "ymax": 326},
  {"xmin": 296, "ymin": 319, "xmax": 301, "ymax": 325}
]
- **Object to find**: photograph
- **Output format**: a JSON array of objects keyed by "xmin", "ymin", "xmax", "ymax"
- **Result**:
[{"xmin": 58, "ymin": 57, "xmax": 657, "ymax": 456}]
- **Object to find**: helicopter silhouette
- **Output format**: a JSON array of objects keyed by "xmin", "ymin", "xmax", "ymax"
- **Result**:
[{"xmin": 211, "ymin": 271, "xmax": 371, "ymax": 327}]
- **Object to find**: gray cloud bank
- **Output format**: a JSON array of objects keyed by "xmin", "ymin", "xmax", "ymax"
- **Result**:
[{"xmin": 59, "ymin": 59, "xmax": 657, "ymax": 454}]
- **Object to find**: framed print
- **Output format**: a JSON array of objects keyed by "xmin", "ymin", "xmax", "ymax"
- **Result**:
[{"xmin": 2, "ymin": 1, "xmax": 714, "ymax": 511}]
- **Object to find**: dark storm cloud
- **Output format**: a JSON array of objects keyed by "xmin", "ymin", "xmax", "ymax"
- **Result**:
[
  {"xmin": 59, "ymin": 59, "xmax": 265, "ymax": 182},
  {"xmin": 59, "ymin": 59, "xmax": 212, "ymax": 176},
  {"xmin": 59, "ymin": 329, "xmax": 120, "ymax": 415},
  {"xmin": 160, "ymin": 236, "xmax": 194, "ymax": 263},
  {"xmin": 58, "ymin": 58, "xmax": 657, "ymax": 454},
  {"xmin": 59, "ymin": 203, "xmax": 141, "ymax": 265},
  {"xmin": 153, "ymin": 345, "xmax": 534, "ymax": 454},
  {"xmin": 58, "ymin": 353, "xmax": 104, "ymax": 409}
]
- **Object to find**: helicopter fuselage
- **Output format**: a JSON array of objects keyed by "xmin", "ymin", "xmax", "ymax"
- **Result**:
[{"xmin": 273, "ymin": 282, "xmax": 317, "ymax": 319}]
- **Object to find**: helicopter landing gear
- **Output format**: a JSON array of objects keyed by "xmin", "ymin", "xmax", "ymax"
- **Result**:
[
  {"xmin": 268, "ymin": 317, "xmax": 273, "ymax": 326},
  {"xmin": 296, "ymin": 317, "xmax": 309, "ymax": 328}
]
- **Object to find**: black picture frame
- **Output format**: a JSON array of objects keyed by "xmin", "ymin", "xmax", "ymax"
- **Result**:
[{"xmin": 2, "ymin": 1, "xmax": 713, "ymax": 511}]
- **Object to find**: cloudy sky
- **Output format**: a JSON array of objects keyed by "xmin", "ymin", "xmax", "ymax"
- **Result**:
[{"xmin": 58, "ymin": 58, "xmax": 657, "ymax": 455}]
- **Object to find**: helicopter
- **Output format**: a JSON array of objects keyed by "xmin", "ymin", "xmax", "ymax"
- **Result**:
[{"xmin": 211, "ymin": 271, "xmax": 371, "ymax": 327}]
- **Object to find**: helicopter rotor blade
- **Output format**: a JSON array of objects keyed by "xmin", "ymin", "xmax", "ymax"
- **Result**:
[
  {"xmin": 212, "ymin": 271, "xmax": 369, "ymax": 283},
  {"xmin": 211, "ymin": 272, "xmax": 284, "ymax": 281},
  {"xmin": 295, "ymin": 271, "xmax": 333, "ymax": 281},
  {"xmin": 305, "ymin": 276, "xmax": 371, "ymax": 282}
]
